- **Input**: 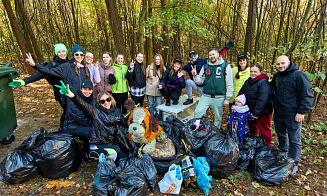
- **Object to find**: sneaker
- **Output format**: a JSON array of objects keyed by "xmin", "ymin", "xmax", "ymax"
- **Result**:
[
  {"xmin": 183, "ymin": 98, "xmax": 193, "ymax": 105},
  {"xmin": 165, "ymin": 99, "xmax": 171, "ymax": 106},
  {"xmin": 173, "ymin": 100, "xmax": 178, "ymax": 105},
  {"xmin": 290, "ymin": 164, "xmax": 298, "ymax": 176}
]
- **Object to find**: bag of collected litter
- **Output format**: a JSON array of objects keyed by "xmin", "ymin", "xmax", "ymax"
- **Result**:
[
  {"xmin": 93, "ymin": 153, "xmax": 117, "ymax": 196},
  {"xmin": 203, "ymin": 130, "xmax": 239, "ymax": 178},
  {"xmin": 115, "ymin": 165, "xmax": 148, "ymax": 196},
  {"xmin": 237, "ymin": 145, "xmax": 255, "ymax": 170},
  {"xmin": 151, "ymin": 137, "xmax": 184, "ymax": 175},
  {"xmin": 33, "ymin": 131, "xmax": 81, "ymax": 178},
  {"xmin": 118, "ymin": 153, "xmax": 157, "ymax": 192},
  {"xmin": 250, "ymin": 147, "xmax": 294, "ymax": 185},
  {"xmin": 182, "ymin": 118, "xmax": 217, "ymax": 156},
  {"xmin": 193, "ymin": 157, "xmax": 212, "ymax": 196},
  {"xmin": 0, "ymin": 128, "xmax": 47, "ymax": 184},
  {"xmin": 158, "ymin": 115, "xmax": 185, "ymax": 141},
  {"xmin": 158, "ymin": 164, "xmax": 183, "ymax": 195},
  {"xmin": 248, "ymin": 146, "xmax": 281, "ymax": 173},
  {"xmin": 243, "ymin": 133, "xmax": 266, "ymax": 149}
]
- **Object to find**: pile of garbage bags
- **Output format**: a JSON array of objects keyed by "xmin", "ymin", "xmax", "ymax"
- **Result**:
[{"xmin": 0, "ymin": 128, "xmax": 81, "ymax": 184}]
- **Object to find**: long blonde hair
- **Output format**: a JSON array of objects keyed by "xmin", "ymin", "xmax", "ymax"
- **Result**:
[
  {"xmin": 152, "ymin": 54, "xmax": 165, "ymax": 77},
  {"xmin": 97, "ymin": 91, "xmax": 116, "ymax": 107}
]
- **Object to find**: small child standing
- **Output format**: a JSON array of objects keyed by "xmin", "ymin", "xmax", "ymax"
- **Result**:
[{"xmin": 227, "ymin": 94, "xmax": 253, "ymax": 145}]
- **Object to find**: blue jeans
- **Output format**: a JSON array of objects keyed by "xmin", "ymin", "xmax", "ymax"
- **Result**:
[
  {"xmin": 186, "ymin": 79, "xmax": 203, "ymax": 99},
  {"xmin": 147, "ymin": 95, "xmax": 162, "ymax": 116}
]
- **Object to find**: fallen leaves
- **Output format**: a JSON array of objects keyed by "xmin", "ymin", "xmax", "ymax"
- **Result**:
[
  {"xmin": 46, "ymin": 180, "xmax": 74, "ymax": 189},
  {"xmin": 252, "ymin": 182, "xmax": 260, "ymax": 188}
]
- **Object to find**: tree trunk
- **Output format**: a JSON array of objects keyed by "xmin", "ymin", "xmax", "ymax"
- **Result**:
[
  {"xmin": 70, "ymin": 0, "xmax": 79, "ymax": 44},
  {"xmin": 160, "ymin": 0, "xmax": 169, "ymax": 67},
  {"xmin": 138, "ymin": 0, "xmax": 147, "ymax": 55},
  {"xmin": 105, "ymin": 0, "xmax": 128, "ymax": 61},
  {"xmin": 2, "ymin": 0, "xmax": 34, "ymax": 74},
  {"xmin": 145, "ymin": 0, "xmax": 152, "ymax": 65},
  {"xmin": 244, "ymin": 0, "xmax": 256, "ymax": 55}
]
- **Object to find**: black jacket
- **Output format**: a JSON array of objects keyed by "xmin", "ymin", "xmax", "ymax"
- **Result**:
[
  {"xmin": 238, "ymin": 74, "xmax": 273, "ymax": 117},
  {"xmin": 159, "ymin": 68, "xmax": 186, "ymax": 90},
  {"xmin": 271, "ymin": 61, "xmax": 313, "ymax": 117},
  {"xmin": 63, "ymin": 91, "xmax": 95, "ymax": 132},
  {"xmin": 24, "ymin": 55, "xmax": 68, "ymax": 101},
  {"xmin": 34, "ymin": 61, "xmax": 89, "ymax": 104},
  {"xmin": 125, "ymin": 61, "xmax": 146, "ymax": 88},
  {"xmin": 70, "ymin": 95, "xmax": 129, "ymax": 145}
]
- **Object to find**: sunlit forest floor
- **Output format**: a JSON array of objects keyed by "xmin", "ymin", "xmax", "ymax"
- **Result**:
[{"xmin": 0, "ymin": 75, "xmax": 326, "ymax": 196}]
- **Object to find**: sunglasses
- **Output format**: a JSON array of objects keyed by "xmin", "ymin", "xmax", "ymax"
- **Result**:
[
  {"xmin": 99, "ymin": 97, "xmax": 111, "ymax": 104},
  {"xmin": 190, "ymin": 54, "xmax": 196, "ymax": 58},
  {"xmin": 74, "ymin": 53, "xmax": 84, "ymax": 57}
]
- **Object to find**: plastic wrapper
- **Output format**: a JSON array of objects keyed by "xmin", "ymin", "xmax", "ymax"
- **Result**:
[
  {"xmin": 0, "ymin": 128, "xmax": 47, "ymax": 184},
  {"xmin": 204, "ymin": 132, "xmax": 239, "ymax": 178},
  {"xmin": 182, "ymin": 118, "xmax": 217, "ymax": 156},
  {"xmin": 237, "ymin": 145, "xmax": 255, "ymax": 170},
  {"xmin": 118, "ymin": 153, "xmax": 157, "ymax": 192},
  {"xmin": 193, "ymin": 157, "xmax": 212, "ymax": 196},
  {"xmin": 32, "ymin": 131, "xmax": 81, "ymax": 178},
  {"xmin": 181, "ymin": 155, "xmax": 197, "ymax": 186},
  {"xmin": 158, "ymin": 164, "xmax": 183, "ymax": 195}
]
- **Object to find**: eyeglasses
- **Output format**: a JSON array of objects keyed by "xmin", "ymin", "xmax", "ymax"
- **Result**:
[
  {"xmin": 190, "ymin": 54, "xmax": 196, "ymax": 58},
  {"xmin": 85, "ymin": 56, "xmax": 93, "ymax": 59},
  {"xmin": 74, "ymin": 53, "xmax": 84, "ymax": 57},
  {"xmin": 99, "ymin": 97, "xmax": 111, "ymax": 104}
]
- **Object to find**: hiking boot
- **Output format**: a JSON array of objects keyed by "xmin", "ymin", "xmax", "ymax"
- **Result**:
[
  {"xmin": 290, "ymin": 164, "xmax": 298, "ymax": 176},
  {"xmin": 165, "ymin": 99, "xmax": 171, "ymax": 106},
  {"xmin": 173, "ymin": 100, "xmax": 178, "ymax": 105},
  {"xmin": 183, "ymin": 98, "xmax": 193, "ymax": 105}
]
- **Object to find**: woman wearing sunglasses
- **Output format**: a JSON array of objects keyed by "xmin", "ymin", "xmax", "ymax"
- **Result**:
[
  {"xmin": 26, "ymin": 44, "xmax": 90, "ymax": 107},
  {"xmin": 56, "ymin": 81, "xmax": 128, "ymax": 161}
]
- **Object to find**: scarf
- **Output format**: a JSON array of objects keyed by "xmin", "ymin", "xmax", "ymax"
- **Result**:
[
  {"xmin": 232, "ymin": 105, "xmax": 250, "ymax": 113},
  {"xmin": 78, "ymin": 90, "xmax": 93, "ymax": 104},
  {"xmin": 98, "ymin": 61, "xmax": 113, "ymax": 92}
]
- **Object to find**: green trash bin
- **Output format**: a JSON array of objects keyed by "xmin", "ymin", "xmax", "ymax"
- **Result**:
[{"xmin": 0, "ymin": 63, "xmax": 20, "ymax": 144}]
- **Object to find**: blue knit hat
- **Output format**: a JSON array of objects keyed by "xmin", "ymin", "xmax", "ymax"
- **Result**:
[{"xmin": 72, "ymin": 44, "xmax": 85, "ymax": 55}]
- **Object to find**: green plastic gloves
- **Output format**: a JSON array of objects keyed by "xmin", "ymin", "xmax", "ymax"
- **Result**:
[
  {"xmin": 54, "ymin": 80, "xmax": 74, "ymax": 97},
  {"xmin": 8, "ymin": 79, "xmax": 25, "ymax": 87}
]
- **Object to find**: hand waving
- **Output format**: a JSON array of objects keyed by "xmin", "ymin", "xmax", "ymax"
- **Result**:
[
  {"xmin": 25, "ymin": 53, "xmax": 35, "ymax": 66},
  {"xmin": 178, "ymin": 71, "xmax": 185, "ymax": 78},
  {"xmin": 54, "ymin": 80, "xmax": 74, "ymax": 98},
  {"xmin": 94, "ymin": 61, "xmax": 99, "ymax": 67}
]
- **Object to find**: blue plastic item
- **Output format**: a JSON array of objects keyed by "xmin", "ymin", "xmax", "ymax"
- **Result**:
[{"xmin": 193, "ymin": 157, "xmax": 212, "ymax": 196}]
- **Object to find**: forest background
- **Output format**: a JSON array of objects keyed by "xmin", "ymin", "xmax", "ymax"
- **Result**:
[{"xmin": 0, "ymin": 0, "xmax": 326, "ymax": 124}]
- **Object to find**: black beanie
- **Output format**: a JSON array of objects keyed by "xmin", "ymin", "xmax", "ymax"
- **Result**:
[{"xmin": 72, "ymin": 44, "xmax": 85, "ymax": 54}]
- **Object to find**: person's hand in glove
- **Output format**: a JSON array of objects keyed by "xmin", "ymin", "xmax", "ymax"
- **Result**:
[
  {"xmin": 8, "ymin": 79, "xmax": 25, "ymax": 87},
  {"xmin": 225, "ymin": 41, "xmax": 234, "ymax": 50},
  {"xmin": 109, "ymin": 74, "xmax": 116, "ymax": 85},
  {"xmin": 54, "ymin": 80, "xmax": 74, "ymax": 98}
]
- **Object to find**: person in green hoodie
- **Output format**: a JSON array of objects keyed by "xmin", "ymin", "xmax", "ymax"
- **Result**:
[
  {"xmin": 111, "ymin": 54, "xmax": 129, "ymax": 114},
  {"xmin": 193, "ymin": 48, "xmax": 234, "ymax": 128}
]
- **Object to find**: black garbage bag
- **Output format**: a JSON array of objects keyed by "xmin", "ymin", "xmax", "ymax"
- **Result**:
[
  {"xmin": 118, "ymin": 153, "xmax": 157, "ymax": 192},
  {"xmin": 248, "ymin": 146, "xmax": 279, "ymax": 173},
  {"xmin": 150, "ymin": 137, "xmax": 184, "ymax": 175},
  {"xmin": 250, "ymin": 146, "xmax": 294, "ymax": 185},
  {"xmin": 115, "ymin": 165, "xmax": 147, "ymax": 196},
  {"xmin": 32, "ymin": 131, "xmax": 81, "ymax": 178},
  {"xmin": 237, "ymin": 145, "xmax": 255, "ymax": 170},
  {"xmin": 182, "ymin": 118, "xmax": 217, "ymax": 156},
  {"xmin": 0, "ymin": 128, "xmax": 47, "ymax": 184},
  {"xmin": 203, "ymin": 131, "xmax": 239, "ymax": 178},
  {"xmin": 158, "ymin": 115, "xmax": 184, "ymax": 141},
  {"xmin": 243, "ymin": 134, "xmax": 266, "ymax": 149},
  {"xmin": 93, "ymin": 158, "xmax": 117, "ymax": 196}
]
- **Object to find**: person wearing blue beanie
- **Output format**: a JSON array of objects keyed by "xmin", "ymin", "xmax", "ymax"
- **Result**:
[{"xmin": 72, "ymin": 44, "xmax": 85, "ymax": 55}]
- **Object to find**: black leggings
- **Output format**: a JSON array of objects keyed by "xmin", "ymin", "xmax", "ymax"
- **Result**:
[
  {"xmin": 131, "ymin": 95, "xmax": 145, "ymax": 107},
  {"xmin": 58, "ymin": 100, "xmax": 67, "ymax": 128},
  {"xmin": 68, "ymin": 126, "xmax": 92, "ymax": 153},
  {"xmin": 112, "ymin": 92, "xmax": 128, "ymax": 114},
  {"xmin": 160, "ymin": 86, "xmax": 181, "ymax": 101}
]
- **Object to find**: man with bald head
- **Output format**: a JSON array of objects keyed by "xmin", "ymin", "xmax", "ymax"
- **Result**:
[{"xmin": 271, "ymin": 55, "xmax": 313, "ymax": 176}]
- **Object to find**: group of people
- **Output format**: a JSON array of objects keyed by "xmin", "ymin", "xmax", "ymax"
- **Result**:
[{"xmin": 9, "ymin": 42, "xmax": 313, "ymax": 176}]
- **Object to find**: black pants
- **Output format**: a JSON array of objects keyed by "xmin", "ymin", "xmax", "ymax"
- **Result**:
[
  {"xmin": 160, "ymin": 86, "xmax": 181, "ymax": 102},
  {"xmin": 58, "ymin": 100, "xmax": 67, "ymax": 128},
  {"xmin": 68, "ymin": 126, "xmax": 92, "ymax": 153},
  {"xmin": 112, "ymin": 92, "xmax": 128, "ymax": 114},
  {"xmin": 89, "ymin": 144, "xmax": 125, "ymax": 161},
  {"xmin": 131, "ymin": 94, "xmax": 145, "ymax": 107}
]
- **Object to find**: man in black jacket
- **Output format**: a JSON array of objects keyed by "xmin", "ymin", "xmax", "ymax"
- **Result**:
[{"xmin": 271, "ymin": 55, "xmax": 313, "ymax": 176}]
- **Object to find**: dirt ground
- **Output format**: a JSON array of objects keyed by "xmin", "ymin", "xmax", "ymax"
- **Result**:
[{"xmin": 0, "ymin": 76, "xmax": 326, "ymax": 196}]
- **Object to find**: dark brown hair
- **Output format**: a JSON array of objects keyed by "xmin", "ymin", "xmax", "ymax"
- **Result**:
[
  {"xmin": 251, "ymin": 64, "xmax": 262, "ymax": 72},
  {"xmin": 169, "ymin": 61, "xmax": 182, "ymax": 76},
  {"xmin": 74, "ymin": 64, "xmax": 90, "ymax": 77},
  {"xmin": 235, "ymin": 58, "xmax": 250, "ymax": 79},
  {"xmin": 136, "ymin": 52, "xmax": 145, "ymax": 74}
]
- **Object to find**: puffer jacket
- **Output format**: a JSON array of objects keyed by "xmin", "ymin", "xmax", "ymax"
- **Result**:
[
  {"xmin": 238, "ymin": 73, "xmax": 273, "ymax": 117},
  {"xmin": 159, "ymin": 68, "xmax": 186, "ymax": 90},
  {"xmin": 63, "ymin": 91, "xmax": 95, "ymax": 132},
  {"xmin": 125, "ymin": 61, "xmax": 146, "ymax": 88},
  {"xmin": 70, "ymin": 95, "xmax": 129, "ymax": 145},
  {"xmin": 271, "ymin": 61, "xmax": 313, "ymax": 116}
]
